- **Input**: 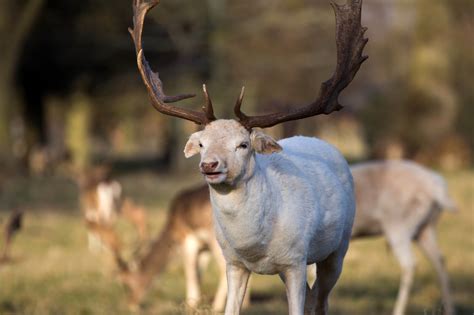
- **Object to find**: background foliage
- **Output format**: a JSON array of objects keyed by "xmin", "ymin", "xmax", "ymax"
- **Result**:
[{"xmin": 0, "ymin": 0, "xmax": 472, "ymax": 172}]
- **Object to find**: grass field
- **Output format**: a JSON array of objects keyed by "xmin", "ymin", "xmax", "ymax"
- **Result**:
[{"xmin": 0, "ymin": 170, "xmax": 473, "ymax": 314}]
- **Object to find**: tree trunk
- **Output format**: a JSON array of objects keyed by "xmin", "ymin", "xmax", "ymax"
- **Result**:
[
  {"xmin": 65, "ymin": 91, "xmax": 92, "ymax": 172},
  {"xmin": 0, "ymin": 0, "xmax": 45, "ymax": 160}
]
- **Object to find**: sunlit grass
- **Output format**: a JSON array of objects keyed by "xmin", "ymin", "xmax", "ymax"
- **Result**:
[{"xmin": 0, "ymin": 170, "xmax": 472, "ymax": 314}]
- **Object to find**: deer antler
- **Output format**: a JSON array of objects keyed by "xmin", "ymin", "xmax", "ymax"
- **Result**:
[
  {"xmin": 235, "ymin": 0, "xmax": 368, "ymax": 130},
  {"xmin": 129, "ymin": 0, "xmax": 216, "ymax": 125}
]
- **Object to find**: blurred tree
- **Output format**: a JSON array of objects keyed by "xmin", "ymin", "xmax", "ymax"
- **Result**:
[
  {"xmin": 446, "ymin": 0, "xmax": 474, "ymax": 156},
  {"xmin": 360, "ymin": 0, "xmax": 461, "ymax": 162},
  {"xmin": 65, "ymin": 90, "xmax": 92, "ymax": 172},
  {"xmin": 0, "ymin": 0, "xmax": 44, "ymax": 161},
  {"xmin": 14, "ymin": 0, "xmax": 214, "ymax": 172},
  {"xmin": 2, "ymin": 0, "xmax": 472, "ymax": 173}
]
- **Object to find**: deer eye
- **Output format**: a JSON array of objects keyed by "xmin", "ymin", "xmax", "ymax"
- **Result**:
[
  {"xmin": 199, "ymin": 142, "xmax": 203, "ymax": 148},
  {"xmin": 237, "ymin": 142, "xmax": 249, "ymax": 150}
]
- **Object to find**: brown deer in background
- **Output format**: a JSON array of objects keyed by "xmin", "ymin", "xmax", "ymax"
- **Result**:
[
  {"xmin": 76, "ymin": 166, "xmax": 148, "ymax": 251},
  {"xmin": 77, "ymin": 166, "xmax": 121, "ymax": 251},
  {"xmin": 89, "ymin": 185, "xmax": 232, "ymax": 311},
  {"xmin": 126, "ymin": 185, "xmax": 228, "ymax": 310}
]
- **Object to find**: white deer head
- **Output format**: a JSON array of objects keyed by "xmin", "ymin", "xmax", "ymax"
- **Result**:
[{"xmin": 184, "ymin": 120, "xmax": 281, "ymax": 185}]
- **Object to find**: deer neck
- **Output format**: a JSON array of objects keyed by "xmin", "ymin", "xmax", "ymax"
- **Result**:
[
  {"xmin": 137, "ymin": 224, "xmax": 176, "ymax": 280},
  {"xmin": 208, "ymin": 155, "xmax": 277, "ymax": 255},
  {"xmin": 210, "ymin": 154, "xmax": 270, "ymax": 211}
]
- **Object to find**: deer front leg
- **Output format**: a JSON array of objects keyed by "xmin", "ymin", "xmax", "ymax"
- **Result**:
[
  {"xmin": 279, "ymin": 263, "xmax": 307, "ymax": 315},
  {"xmin": 224, "ymin": 264, "xmax": 251, "ymax": 315}
]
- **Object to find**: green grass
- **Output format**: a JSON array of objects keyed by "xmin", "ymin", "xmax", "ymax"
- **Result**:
[{"xmin": 0, "ymin": 170, "xmax": 473, "ymax": 314}]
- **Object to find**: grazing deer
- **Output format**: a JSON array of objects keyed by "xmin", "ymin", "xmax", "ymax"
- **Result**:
[
  {"xmin": 129, "ymin": 0, "xmax": 367, "ymax": 314},
  {"xmin": 119, "ymin": 185, "xmax": 231, "ymax": 310},
  {"xmin": 92, "ymin": 185, "xmax": 248, "ymax": 311},
  {"xmin": 350, "ymin": 160, "xmax": 455, "ymax": 315}
]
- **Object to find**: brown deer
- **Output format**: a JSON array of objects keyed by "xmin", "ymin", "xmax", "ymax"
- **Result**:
[
  {"xmin": 91, "ymin": 185, "xmax": 254, "ymax": 311},
  {"xmin": 120, "ymin": 185, "xmax": 229, "ymax": 310},
  {"xmin": 76, "ymin": 166, "xmax": 148, "ymax": 251},
  {"xmin": 77, "ymin": 166, "xmax": 122, "ymax": 251}
]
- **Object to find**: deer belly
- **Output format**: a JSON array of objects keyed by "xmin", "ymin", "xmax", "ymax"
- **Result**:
[
  {"xmin": 217, "ymin": 235, "xmax": 279, "ymax": 274},
  {"xmin": 240, "ymin": 246, "xmax": 306, "ymax": 275},
  {"xmin": 242, "ymin": 257, "xmax": 284, "ymax": 275},
  {"xmin": 233, "ymin": 240, "xmax": 267, "ymax": 263},
  {"xmin": 219, "ymin": 233, "xmax": 306, "ymax": 274}
]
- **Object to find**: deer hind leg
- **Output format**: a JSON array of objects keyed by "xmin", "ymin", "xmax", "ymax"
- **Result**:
[
  {"xmin": 311, "ymin": 251, "xmax": 346, "ymax": 315},
  {"xmin": 416, "ymin": 225, "xmax": 454, "ymax": 315},
  {"xmin": 183, "ymin": 235, "xmax": 202, "ymax": 309},
  {"xmin": 388, "ymin": 236, "xmax": 415, "ymax": 315}
]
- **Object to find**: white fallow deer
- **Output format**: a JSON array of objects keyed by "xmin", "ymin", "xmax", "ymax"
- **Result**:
[{"xmin": 129, "ymin": 0, "xmax": 368, "ymax": 314}]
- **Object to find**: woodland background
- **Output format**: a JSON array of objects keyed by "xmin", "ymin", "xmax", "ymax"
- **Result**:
[{"xmin": 0, "ymin": 0, "xmax": 472, "ymax": 173}]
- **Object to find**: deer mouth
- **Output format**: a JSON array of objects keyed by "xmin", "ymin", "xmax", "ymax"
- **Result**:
[
  {"xmin": 201, "ymin": 170, "xmax": 228, "ymax": 183},
  {"xmin": 202, "ymin": 171, "xmax": 223, "ymax": 176}
]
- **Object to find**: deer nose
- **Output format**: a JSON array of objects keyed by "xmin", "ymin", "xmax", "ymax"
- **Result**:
[{"xmin": 200, "ymin": 161, "xmax": 219, "ymax": 173}]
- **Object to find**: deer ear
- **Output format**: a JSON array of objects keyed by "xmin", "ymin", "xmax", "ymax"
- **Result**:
[
  {"xmin": 251, "ymin": 130, "xmax": 282, "ymax": 155},
  {"xmin": 184, "ymin": 131, "xmax": 203, "ymax": 158}
]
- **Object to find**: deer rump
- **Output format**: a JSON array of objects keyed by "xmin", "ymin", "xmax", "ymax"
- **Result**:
[{"xmin": 351, "ymin": 160, "xmax": 456, "ymax": 239}]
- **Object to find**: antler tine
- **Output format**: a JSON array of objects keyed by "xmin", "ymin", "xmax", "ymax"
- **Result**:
[
  {"xmin": 202, "ymin": 84, "xmax": 217, "ymax": 122},
  {"xmin": 234, "ymin": 86, "xmax": 246, "ymax": 121},
  {"xmin": 129, "ymin": 0, "xmax": 216, "ymax": 125},
  {"xmin": 236, "ymin": 0, "xmax": 368, "ymax": 130}
]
